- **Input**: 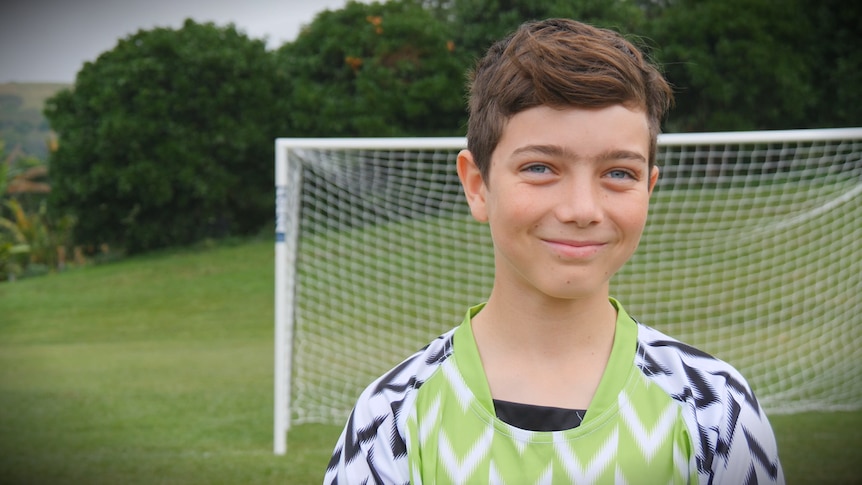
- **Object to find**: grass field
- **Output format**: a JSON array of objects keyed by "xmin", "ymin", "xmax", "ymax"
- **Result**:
[{"xmin": 1, "ymin": 239, "xmax": 860, "ymax": 484}]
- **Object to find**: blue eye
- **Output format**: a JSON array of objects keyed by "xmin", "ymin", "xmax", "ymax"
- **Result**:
[
  {"xmin": 524, "ymin": 164, "xmax": 550, "ymax": 174},
  {"xmin": 607, "ymin": 169, "xmax": 633, "ymax": 179}
]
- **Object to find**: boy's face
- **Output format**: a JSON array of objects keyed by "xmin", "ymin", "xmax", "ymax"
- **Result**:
[{"xmin": 458, "ymin": 104, "xmax": 658, "ymax": 302}]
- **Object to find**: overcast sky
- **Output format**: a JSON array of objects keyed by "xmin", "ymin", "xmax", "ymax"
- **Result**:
[{"xmin": 1, "ymin": 0, "xmax": 360, "ymax": 84}]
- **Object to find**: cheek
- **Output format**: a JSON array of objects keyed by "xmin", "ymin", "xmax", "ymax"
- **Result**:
[
  {"xmin": 488, "ymin": 190, "xmax": 539, "ymax": 224},
  {"xmin": 619, "ymin": 203, "xmax": 650, "ymax": 235}
]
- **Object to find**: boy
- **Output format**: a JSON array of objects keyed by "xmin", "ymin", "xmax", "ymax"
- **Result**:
[{"xmin": 324, "ymin": 18, "xmax": 783, "ymax": 484}]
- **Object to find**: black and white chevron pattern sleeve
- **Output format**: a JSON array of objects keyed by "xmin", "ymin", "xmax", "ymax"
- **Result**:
[
  {"xmin": 637, "ymin": 325, "xmax": 785, "ymax": 485},
  {"xmin": 323, "ymin": 332, "xmax": 454, "ymax": 484}
]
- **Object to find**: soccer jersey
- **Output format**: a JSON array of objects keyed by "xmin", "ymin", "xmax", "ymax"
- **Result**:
[{"xmin": 324, "ymin": 300, "xmax": 784, "ymax": 484}]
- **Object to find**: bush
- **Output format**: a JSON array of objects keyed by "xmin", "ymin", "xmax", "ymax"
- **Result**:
[{"xmin": 45, "ymin": 20, "xmax": 286, "ymax": 253}]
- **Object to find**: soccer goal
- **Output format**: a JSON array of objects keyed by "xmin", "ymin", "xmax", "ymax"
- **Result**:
[{"xmin": 273, "ymin": 128, "xmax": 862, "ymax": 454}]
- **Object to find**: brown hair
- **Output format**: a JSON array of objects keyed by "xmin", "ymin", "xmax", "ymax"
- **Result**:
[{"xmin": 466, "ymin": 18, "xmax": 673, "ymax": 181}]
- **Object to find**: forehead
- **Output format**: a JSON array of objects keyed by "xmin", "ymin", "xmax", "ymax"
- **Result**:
[{"xmin": 493, "ymin": 105, "xmax": 650, "ymax": 161}]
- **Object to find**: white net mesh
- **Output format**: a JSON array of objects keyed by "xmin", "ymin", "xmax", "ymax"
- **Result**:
[{"xmin": 277, "ymin": 130, "xmax": 862, "ymax": 427}]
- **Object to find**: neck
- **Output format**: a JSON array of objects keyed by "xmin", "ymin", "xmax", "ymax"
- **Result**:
[
  {"xmin": 469, "ymin": 284, "xmax": 619, "ymax": 409},
  {"xmin": 472, "ymin": 284, "xmax": 617, "ymax": 358}
]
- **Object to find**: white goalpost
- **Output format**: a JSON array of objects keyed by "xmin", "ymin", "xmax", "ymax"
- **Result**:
[{"xmin": 273, "ymin": 128, "xmax": 862, "ymax": 454}]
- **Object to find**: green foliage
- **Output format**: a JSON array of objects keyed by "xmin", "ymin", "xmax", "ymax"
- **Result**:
[
  {"xmin": 436, "ymin": 0, "xmax": 860, "ymax": 131},
  {"xmin": 446, "ymin": 0, "xmax": 647, "ymax": 61},
  {"xmin": 1, "ymin": 141, "xmax": 65, "ymax": 280},
  {"xmin": 0, "ymin": 241, "xmax": 29, "ymax": 280},
  {"xmin": 0, "ymin": 203, "xmax": 30, "ymax": 280},
  {"xmin": 3, "ymin": 152, "xmax": 50, "ymax": 215},
  {"xmin": 647, "ymin": 0, "xmax": 861, "ymax": 131},
  {"xmin": 0, "ymin": 198, "xmax": 75, "ymax": 280},
  {"xmin": 647, "ymin": 0, "xmax": 812, "ymax": 131},
  {"xmin": 799, "ymin": 0, "xmax": 862, "ymax": 128},
  {"xmin": 24, "ymin": 0, "xmax": 857, "ymax": 259},
  {"xmin": 0, "ymin": 144, "xmax": 5, "ymax": 193},
  {"xmin": 44, "ymin": 20, "xmax": 285, "ymax": 253},
  {"xmin": 278, "ymin": 0, "xmax": 467, "ymax": 137}
]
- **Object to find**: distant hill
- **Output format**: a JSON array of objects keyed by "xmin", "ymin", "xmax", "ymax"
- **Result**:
[{"xmin": 0, "ymin": 82, "xmax": 71, "ymax": 161}]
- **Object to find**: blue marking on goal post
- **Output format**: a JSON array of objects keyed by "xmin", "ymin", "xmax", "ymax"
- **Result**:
[
  {"xmin": 274, "ymin": 142, "xmax": 297, "ymax": 456},
  {"xmin": 275, "ymin": 186, "xmax": 288, "ymax": 243}
]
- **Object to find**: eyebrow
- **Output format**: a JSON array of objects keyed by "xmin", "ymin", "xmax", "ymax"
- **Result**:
[{"xmin": 511, "ymin": 144, "xmax": 647, "ymax": 164}]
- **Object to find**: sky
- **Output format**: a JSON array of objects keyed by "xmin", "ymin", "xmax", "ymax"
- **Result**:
[{"xmin": 0, "ymin": 0, "xmax": 360, "ymax": 84}]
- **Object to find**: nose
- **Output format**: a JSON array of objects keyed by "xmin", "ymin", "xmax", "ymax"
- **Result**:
[{"xmin": 554, "ymin": 177, "xmax": 602, "ymax": 227}]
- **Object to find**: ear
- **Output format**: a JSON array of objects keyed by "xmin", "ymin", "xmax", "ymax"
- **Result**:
[
  {"xmin": 648, "ymin": 165, "xmax": 660, "ymax": 196},
  {"xmin": 456, "ymin": 149, "xmax": 488, "ymax": 223}
]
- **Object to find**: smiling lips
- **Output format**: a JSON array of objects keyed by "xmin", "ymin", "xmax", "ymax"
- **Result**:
[{"xmin": 541, "ymin": 238, "xmax": 607, "ymax": 259}]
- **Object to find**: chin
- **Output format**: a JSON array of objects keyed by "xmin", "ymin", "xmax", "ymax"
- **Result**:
[{"xmin": 535, "ymin": 282, "xmax": 609, "ymax": 302}]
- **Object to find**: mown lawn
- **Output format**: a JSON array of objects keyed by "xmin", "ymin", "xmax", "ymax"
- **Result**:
[{"xmin": 0, "ymin": 239, "xmax": 859, "ymax": 484}]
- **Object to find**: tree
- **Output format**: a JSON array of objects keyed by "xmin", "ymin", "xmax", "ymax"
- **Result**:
[
  {"xmin": 442, "ymin": 0, "xmax": 648, "ymax": 63},
  {"xmin": 647, "ymin": 0, "xmax": 818, "ymax": 132},
  {"xmin": 800, "ymin": 0, "xmax": 862, "ymax": 128},
  {"xmin": 277, "ymin": 0, "xmax": 467, "ymax": 137},
  {"xmin": 45, "ymin": 20, "xmax": 285, "ymax": 253}
]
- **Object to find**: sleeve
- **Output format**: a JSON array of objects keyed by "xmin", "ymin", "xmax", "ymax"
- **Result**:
[
  {"xmin": 323, "ymin": 354, "xmax": 424, "ymax": 485},
  {"xmin": 322, "ymin": 332, "xmax": 453, "ymax": 484},
  {"xmin": 323, "ymin": 402, "xmax": 409, "ymax": 484},
  {"xmin": 702, "ymin": 368, "xmax": 785, "ymax": 485},
  {"xmin": 634, "ymin": 327, "xmax": 785, "ymax": 485}
]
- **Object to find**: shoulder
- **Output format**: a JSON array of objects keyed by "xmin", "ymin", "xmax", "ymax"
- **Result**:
[
  {"xmin": 364, "ymin": 327, "xmax": 456, "ymax": 411},
  {"xmin": 634, "ymin": 322, "xmax": 784, "ymax": 484},
  {"xmin": 324, "ymin": 328, "xmax": 456, "ymax": 484},
  {"xmin": 344, "ymin": 327, "xmax": 456, "ymax": 437},
  {"xmin": 635, "ymin": 323, "xmax": 755, "ymax": 406}
]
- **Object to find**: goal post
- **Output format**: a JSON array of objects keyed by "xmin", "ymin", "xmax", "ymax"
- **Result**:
[
  {"xmin": 273, "ymin": 137, "xmax": 466, "ymax": 454},
  {"xmin": 273, "ymin": 128, "xmax": 862, "ymax": 454}
]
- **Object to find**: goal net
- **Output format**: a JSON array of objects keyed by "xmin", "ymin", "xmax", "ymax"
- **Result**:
[{"xmin": 273, "ymin": 128, "xmax": 862, "ymax": 453}]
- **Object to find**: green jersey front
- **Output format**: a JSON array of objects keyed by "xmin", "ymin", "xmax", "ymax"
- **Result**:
[{"xmin": 404, "ymin": 303, "xmax": 691, "ymax": 484}]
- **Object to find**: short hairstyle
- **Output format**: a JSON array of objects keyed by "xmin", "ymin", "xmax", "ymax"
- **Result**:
[{"xmin": 466, "ymin": 18, "xmax": 674, "ymax": 181}]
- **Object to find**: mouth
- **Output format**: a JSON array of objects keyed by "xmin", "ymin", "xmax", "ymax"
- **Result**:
[{"xmin": 541, "ymin": 238, "xmax": 607, "ymax": 259}]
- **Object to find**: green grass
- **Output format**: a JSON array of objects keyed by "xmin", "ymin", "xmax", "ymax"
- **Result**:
[
  {"xmin": 1, "ymin": 239, "xmax": 860, "ymax": 484},
  {"xmin": 0, "ymin": 240, "xmax": 302, "ymax": 484}
]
